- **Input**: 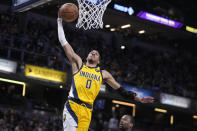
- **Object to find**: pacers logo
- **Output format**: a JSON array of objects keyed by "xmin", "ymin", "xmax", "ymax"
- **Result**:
[
  {"xmin": 63, "ymin": 114, "xmax": 66, "ymax": 122},
  {"xmin": 95, "ymin": 69, "xmax": 100, "ymax": 72}
]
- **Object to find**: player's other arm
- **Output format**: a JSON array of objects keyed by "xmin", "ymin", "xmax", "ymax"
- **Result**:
[
  {"xmin": 57, "ymin": 17, "xmax": 82, "ymax": 73},
  {"xmin": 102, "ymin": 70, "xmax": 154, "ymax": 103}
]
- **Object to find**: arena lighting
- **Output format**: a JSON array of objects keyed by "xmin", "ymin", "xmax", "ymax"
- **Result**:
[
  {"xmin": 52, "ymin": 56, "xmax": 57, "ymax": 60},
  {"xmin": 137, "ymin": 11, "xmax": 183, "ymax": 28},
  {"xmin": 105, "ymin": 25, "xmax": 110, "ymax": 28},
  {"xmin": 115, "ymin": 104, "xmax": 119, "ymax": 108},
  {"xmin": 85, "ymin": 0, "xmax": 98, "ymax": 4},
  {"xmin": 112, "ymin": 100, "xmax": 135, "ymax": 107},
  {"xmin": 114, "ymin": 4, "xmax": 134, "ymax": 15},
  {"xmin": 170, "ymin": 115, "xmax": 174, "ymax": 125},
  {"xmin": 121, "ymin": 45, "xmax": 125, "ymax": 50},
  {"xmin": 13, "ymin": 0, "xmax": 53, "ymax": 12},
  {"xmin": 154, "ymin": 108, "xmax": 167, "ymax": 113},
  {"xmin": 110, "ymin": 28, "xmax": 116, "ymax": 31},
  {"xmin": 160, "ymin": 93, "xmax": 191, "ymax": 108},
  {"xmin": 121, "ymin": 24, "xmax": 131, "ymax": 29},
  {"xmin": 132, "ymin": 106, "xmax": 136, "ymax": 117},
  {"xmin": 0, "ymin": 78, "xmax": 26, "ymax": 96},
  {"xmin": 139, "ymin": 30, "xmax": 145, "ymax": 34},
  {"xmin": 193, "ymin": 115, "xmax": 197, "ymax": 119},
  {"xmin": 122, "ymin": 84, "xmax": 154, "ymax": 99},
  {"xmin": 112, "ymin": 100, "xmax": 136, "ymax": 117},
  {"xmin": 0, "ymin": 58, "xmax": 17, "ymax": 73},
  {"xmin": 186, "ymin": 26, "xmax": 197, "ymax": 34}
]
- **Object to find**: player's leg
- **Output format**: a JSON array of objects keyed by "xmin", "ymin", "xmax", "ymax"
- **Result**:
[
  {"xmin": 76, "ymin": 105, "xmax": 92, "ymax": 131},
  {"xmin": 63, "ymin": 119, "xmax": 77, "ymax": 131},
  {"xmin": 63, "ymin": 101, "xmax": 78, "ymax": 131},
  {"xmin": 63, "ymin": 100, "xmax": 92, "ymax": 131}
]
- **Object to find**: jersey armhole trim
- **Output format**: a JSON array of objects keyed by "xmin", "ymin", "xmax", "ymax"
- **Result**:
[
  {"xmin": 100, "ymin": 70, "xmax": 103, "ymax": 83},
  {"xmin": 73, "ymin": 63, "xmax": 83, "ymax": 76}
]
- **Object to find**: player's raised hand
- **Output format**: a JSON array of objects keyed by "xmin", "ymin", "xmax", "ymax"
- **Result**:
[
  {"xmin": 134, "ymin": 96, "xmax": 154, "ymax": 103},
  {"xmin": 141, "ymin": 97, "xmax": 154, "ymax": 103}
]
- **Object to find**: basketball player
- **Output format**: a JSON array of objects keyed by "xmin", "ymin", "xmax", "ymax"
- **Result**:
[
  {"xmin": 119, "ymin": 115, "xmax": 135, "ymax": 131},
  {"xmin": 57, "ymin": 17, "xmax": 154, "ymax": 131}
]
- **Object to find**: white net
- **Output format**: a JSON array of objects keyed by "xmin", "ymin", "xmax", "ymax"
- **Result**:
[{"xmin": 76, "ymin": 0, "xmax": 112, "ymax": 30}]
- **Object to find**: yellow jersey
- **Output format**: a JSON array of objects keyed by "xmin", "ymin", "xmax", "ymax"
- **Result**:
[{"xmin": 68, "ymin": 64, "xmax": 103, "ymax": 105}]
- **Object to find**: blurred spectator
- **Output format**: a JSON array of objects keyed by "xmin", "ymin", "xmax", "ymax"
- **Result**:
[
  {"xmin": 0, "ymin": 107, "xmax": 62, "ymax": 131},
  {"xmin": 108, "ymin": 114, "xmax": 119, "ymax": 131}
]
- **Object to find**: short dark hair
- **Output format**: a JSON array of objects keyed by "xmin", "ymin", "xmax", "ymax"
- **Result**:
[
  {"xmin": 125, "ymin": 115, "xmax": 135, "ymax": 125},
  {"xmin": 130, "ymin": 116, "xmax": 135, "ymax": 125}
]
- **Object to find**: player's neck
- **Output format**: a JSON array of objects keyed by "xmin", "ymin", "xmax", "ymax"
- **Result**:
[
  {"xmin": 120, "ymin": 128, "xmax": 132, "ymax": 131},
  {"xmin": 86, "ymin": 62, "xmax": 97, "ymax": 68}
]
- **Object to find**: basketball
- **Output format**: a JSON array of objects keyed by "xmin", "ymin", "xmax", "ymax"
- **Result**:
[{"xmin": 59, "ymin": 3, "xmax": 79, "ymax": 22}]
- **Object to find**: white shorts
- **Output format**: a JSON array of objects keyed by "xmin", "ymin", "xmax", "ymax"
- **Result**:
[{"xmin": 63, "ymin": 100, "xmax": 92, "ymax": 131}]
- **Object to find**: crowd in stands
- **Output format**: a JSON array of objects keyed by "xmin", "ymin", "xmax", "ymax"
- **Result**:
[
  {"xmin": 0, "ymin": 106, "xmax": 196, "ymax": 131},
  {"xmin": 0, "ymin": 3, "xmax": 197, "ymax": 131},
  {"xmin": 0, "ymin": 9, "xmax": 196, "ymax": 99},
  {"xmin": 0, "ymin": 107, "xmax": 62, "ymax": 131}
]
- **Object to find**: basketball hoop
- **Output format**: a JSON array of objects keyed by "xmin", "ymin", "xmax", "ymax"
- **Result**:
[{"xmin": 76, "ymin": 0, "xmax": 112, "ymax": 30}]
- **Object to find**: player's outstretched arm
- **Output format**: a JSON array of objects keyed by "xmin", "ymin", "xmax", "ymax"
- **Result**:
[
  {"xmin": 57, "ymin": 18, "xmax": 82, "ymax": 74},
  {"xmin": 102, "ymin": 70, "xmax": 154, "ymax": 103}
]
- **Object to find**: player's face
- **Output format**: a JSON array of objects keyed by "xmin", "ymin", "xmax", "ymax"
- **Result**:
[
  {"xmin": 119, "ymin": 115, "xmax": 133, "ymax": 130},
  {"xmin": 87, "ymin": 50, "xmax": 100, "ymax": 64}
]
